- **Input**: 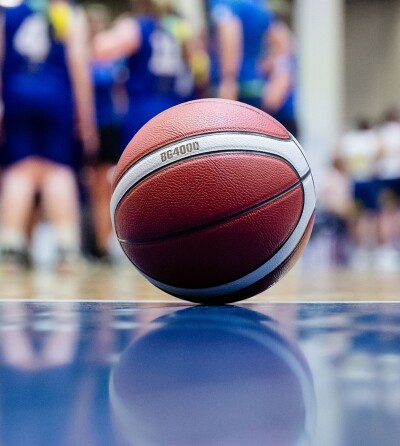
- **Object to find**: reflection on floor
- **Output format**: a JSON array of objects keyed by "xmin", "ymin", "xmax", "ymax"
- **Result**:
[{"xmin": 0, "ymin": 302, "xmax": 399, "ymax": 445}]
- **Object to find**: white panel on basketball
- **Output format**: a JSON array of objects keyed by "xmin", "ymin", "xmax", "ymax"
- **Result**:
[
  {"xmin": 111, "ymin": 132, "xmax": 310, "ymax": 229},
  {"xmin": 129, "ymin": 173, "xmax": 315, "ymax": 298}
]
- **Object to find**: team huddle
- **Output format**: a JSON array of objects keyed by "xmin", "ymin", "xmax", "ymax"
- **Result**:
[{"xmin": 0, "ymin": 0, "xmax": 296, "ymax": 270}]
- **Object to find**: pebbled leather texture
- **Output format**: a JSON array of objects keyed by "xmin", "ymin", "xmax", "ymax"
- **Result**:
[
  {"xmin": 113, "ymin": 98, "xmax": 290, "ymax": 189},
  {"xmin": 120, "ymin": 186, "xmax": 303, "ymax": 289},
  {"xmin": 115, "ymin": 153, "xmax": 300, "ymax": 243},
  {"xmin": 170, "ymin": 211, "xmax": 316, "ymax": 304}
]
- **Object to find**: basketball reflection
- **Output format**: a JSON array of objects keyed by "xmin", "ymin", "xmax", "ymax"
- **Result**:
[{"xmin": 110, "ymin": 306, "xmax": 315, "ymax": 446}]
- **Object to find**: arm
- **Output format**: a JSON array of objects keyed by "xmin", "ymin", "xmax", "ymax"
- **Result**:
[
  {"xmin": 93, "ymin": 17, "xmax": 141, "ymax": 61},
  {"xmin": 216, "ymin": 14, "xmax": 243, "ymax": 100},
  {"xmin": 262, "ymin": 60, "xmax": 292, "ymax": 112},
  {"xmin": 66, "ymin": 7, "xmax": 98, "ymax": 156},
  {"xmin": 262, "ymin": 21, "xmax": 294, "ymax": 112}
]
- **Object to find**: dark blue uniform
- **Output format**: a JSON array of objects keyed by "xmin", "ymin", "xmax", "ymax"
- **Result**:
[
  {"xmin": 92, "ymin": 61, "xmax": 121, "ymax": 127},
  {"xmin": 2, "ymin": 2, "xmax": 74, "ymax": 166},
  {"xmin": 209, "ymin": 0, "xmax": 273, "ymax": 107},
  {"xmin": 123, "ymin": 16, "xmax": 192, "ymax": 145},
  {"xmin": 91, "ymin": 60, "xmax": 124, "ymax": 163},
  {"xmin": 267, "ymin": 48, "xmax": 298, "ymax": 136}
]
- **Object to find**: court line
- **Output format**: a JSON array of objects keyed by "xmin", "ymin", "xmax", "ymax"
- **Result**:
[{"xmin": 0, "ymin": 299, "xmax": 398, "ymax": 304}]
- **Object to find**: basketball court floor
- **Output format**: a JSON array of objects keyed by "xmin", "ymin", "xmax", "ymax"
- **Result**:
[{"xmin": 0, "ymin": 243, "xmax": 399, "ymax": 446}]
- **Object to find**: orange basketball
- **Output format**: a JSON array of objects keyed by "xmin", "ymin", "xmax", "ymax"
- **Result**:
[{"xmin": 111, "ymin": 99, "xmax": 316, "ymax": 304}]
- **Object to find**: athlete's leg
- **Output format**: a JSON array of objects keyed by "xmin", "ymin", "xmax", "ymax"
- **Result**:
[
  {"xmin": 89, "ymin": 163, "xmax": 114, "ymax": 258},
  {"xmin": 40, "ymin": 161, "xmax": 81, "ymax": 269},
  {"xmin": 0, "ymin": 158, "xmax": 42, "ymax": 268}
]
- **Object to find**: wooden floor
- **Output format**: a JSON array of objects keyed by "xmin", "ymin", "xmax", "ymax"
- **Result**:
[{"xmin": 1, "ymin": 261, "xmax": 399, "ymax": 302}]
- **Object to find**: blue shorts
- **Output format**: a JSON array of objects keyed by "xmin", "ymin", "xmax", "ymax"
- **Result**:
[
  {"xmin": 353, "ymin": 180, "xmax": 380, "ymax": 211},
  {"xmin": 123, "ymin": 95, "xmax": 182, "ymax": 146},
  {"xmin": 379, "ymin": 178, "xmax": 400, "ymax": 198},
  {"xmin": 3, "ymin": 100, "xmax": 75, "ymax": 167}
]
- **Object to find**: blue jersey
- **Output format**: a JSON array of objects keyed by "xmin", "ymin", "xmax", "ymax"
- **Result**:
[
  {"xmin": 2, "ymin": 2, "xmax": 73, "ymax": 113},
  {"xmin": 126, "ymin": 16, "xmax": 192, "ymax": 100},
  {"xmin": 271, "ymin": 54, "xmax": 296, "ymax": 121},
  {"xmin": 209, "ymin": 0, "xmax": 273, "ymax": 88},
  {"xmin": 92, "ymin": 60, "xmax": 123, "ymax": 127}
]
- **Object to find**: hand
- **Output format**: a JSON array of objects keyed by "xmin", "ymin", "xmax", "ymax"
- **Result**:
[
  {"xmin": 262, "ymin": 85, "xmax": 282, "ymax": 113},
  {"xmin": 79, "ymin": 121, "xmax": 99, "ymax": 164},
  {"xmin": 218, "ymin": 78, "xmax": 239, "ymax": 101},
  {"xmin": 262, "ymin": 74, "xmax": 291, "ymax": 113}
]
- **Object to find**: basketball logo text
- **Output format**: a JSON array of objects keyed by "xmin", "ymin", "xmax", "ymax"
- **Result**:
[{"xmin": 160, "ymin": 141, "xmax": 200, "ymax": 162}]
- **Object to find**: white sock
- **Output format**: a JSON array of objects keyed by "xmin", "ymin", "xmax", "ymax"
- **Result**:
[
  {"xmin": 54, "ymin": 224, "xmax": 80, "ymax": 251},
  {"xmin": 0, "ymin": 229, "xmax": 27, "ymax": 251}
]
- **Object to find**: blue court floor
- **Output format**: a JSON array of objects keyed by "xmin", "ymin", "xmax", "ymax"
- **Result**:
[{"xmin": 0, "ymin": 300, "xmax": 399, "ymax": 445}]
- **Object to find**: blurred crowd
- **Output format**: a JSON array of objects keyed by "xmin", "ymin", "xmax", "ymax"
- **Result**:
[
  {"xmin": 317, "ymin": 110, "xmax": 400, "ymax": 271},
  {"xmin": 0, "ymin": 0, "xmax": 296, "ymax": 271}
]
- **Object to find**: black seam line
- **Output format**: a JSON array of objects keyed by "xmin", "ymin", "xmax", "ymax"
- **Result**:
[
  {"xmin": 290, "ymin": 134, "xmax": 312, "ymax": 177},
  {"xmin": 129, "ymin": 187, "xmax": 313, "ymax": 294},
  {"xmin": 290, "ymin": 134, "xmax": 317, "ymax": 197},
  {"xmin": 117, "ymin": 170, "xmax": 311, "ymax": 246},
  {"xmin": 114, "ymin": 149, "xmax": 305, "ymax": 216},
  {"xmin": 114, "ymin": 130, "xmax": 293, "ymax": 189}
]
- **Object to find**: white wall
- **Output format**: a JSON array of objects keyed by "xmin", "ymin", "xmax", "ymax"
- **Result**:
[
  {"xmin": 345, "ymin": 0, "xmax": 400, "ymax": 126},
  {"xmin": 294, "ymin": 0, "xmax": 345, "ymax": 168}
]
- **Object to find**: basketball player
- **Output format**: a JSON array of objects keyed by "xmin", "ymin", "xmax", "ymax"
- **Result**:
[
  {"xmin": 94, "ymin": 0, "xmax": 193, "ymax": 146},
  {"xmin": 86, "ymin": 3, "xmax": 126, "ymax": 262},
  {"xmin": 206, "ymin": 0, "xmax": 290, "ymax": 111},
  {"xmin": 261, "ymin": 16, "xmax": 297, "ymax": 136},
  {"xmin": 0, "ymin": 0, "xmax": 97, "ymax": 271},
  {"xmin": 375, "ymin": 109, "xmax": 400, "ymax": 269},
  {"xmin": 336, "ymin": 120, "xmax": 381, "ymax": 269}
]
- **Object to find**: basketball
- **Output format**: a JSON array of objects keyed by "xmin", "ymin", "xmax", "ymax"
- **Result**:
[{"xmin": 111, "ymin": 99, "xmax": 316, "ymax": 304}]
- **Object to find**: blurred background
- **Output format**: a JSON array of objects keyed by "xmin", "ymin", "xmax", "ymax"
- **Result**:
[
  {"xmin": 1, "ymin": 4, "xmax": 399, "ymax": 444},
  {"xmin": 1, "ymin": 0, "xmax": 400, "ymax": 275}
]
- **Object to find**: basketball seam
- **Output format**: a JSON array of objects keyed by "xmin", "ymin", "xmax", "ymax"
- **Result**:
[
  {"xmin": 117, "ymin": 170, "xmax": 310, "ymax": 245},
  {"xmin": 115, "ymin": 150, "xmax": 309, "ymax": 244},
  {"xmin": 115, "ymin": 99, "xmax": 290, "ymax": 182},
  {"xmin": 290, "ymin": 134, "xmax": 314, "ymax": 187},
  {"xmin": 127, "ymin": 174, "xmax": 315, "ymax": 297},
  {"xmin": 113, "ymin": 130, "xmax": 294, "ymax": 191},
  {"xmin": 202, "ymin": 211, "xmax": 315, "ymax": 304},
  {"xmin": 114, "ymin": 149, "xmax": 308, "ymax": 223},
  {"xmin": 228, "ymin": 186, "xmax": 309, "ymax": 297},
  {"xmin": 231, "ymin": 178, "xmax": 306, "ymax": 290},
  {"xmin": 123, "ymin": 191, "xmax": 309, "ymax": 291}
]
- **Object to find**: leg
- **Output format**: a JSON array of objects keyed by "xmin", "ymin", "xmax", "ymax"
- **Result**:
[
  {"xmin": 87, "ymin": 124, "xmax": 122, "ymax": 260},
  {"xmin": 40, "ymin": 162, "xmax": 81, "ymax": 269},
  {"xmin": 0, "ymin": 158, "xmax": 41, "ymax": 268},
  {"xmin": 88, "ymin": 163, "xmax": 114, "ymax": 258},
  {"xmin": 350, "ymin": 180, "xmax": 380, "ymax": 269},
  {"xmin": 375, "ymin": 185, "xmax": 400, "ymax": 270},
  {"xmin": 353, "ymin": 211, "xmax": 379, "ymax": 249}
]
